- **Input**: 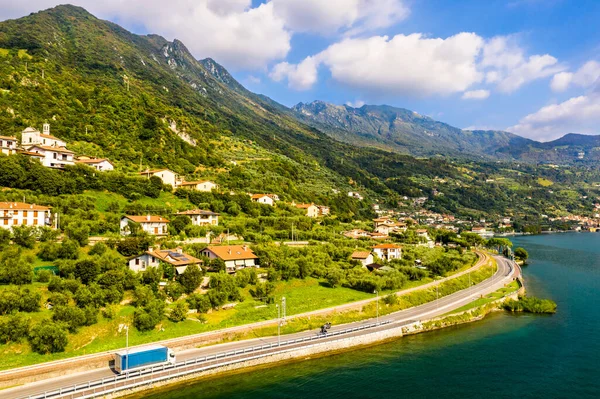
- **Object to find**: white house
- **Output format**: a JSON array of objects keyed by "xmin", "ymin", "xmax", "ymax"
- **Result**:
[
  {"xmin": 21, "ymin": 124, "xmax": 67, "ymax": 148},
  {"xmin": 120, "ymin": 215, "xmax": 169, "ymax": 236},
  {"xmin": 27, "ymin": 145, "xmax": 75, "ymax": 169},
  {"xmin": 177, "ymin": 180, "xmax": 217, "ymax": 192},
  {"xmin": 139, "ymin": 169, "xmax": 179, "ymax": 188},
  {"xmin": 76, "ymin": 157, "xmax": 114, "ymax": 171},
  {"xmin": 251, "ymin": 194, "xmax": 276, "ymax": 206},
  {"xmin": 295, "ymin": 203, "xmax": 319, "ymax": 218},
  {"xmin": 0, "ymin": 202, "xmax": 52, "ymax": 229},
  {"xmin": 200, "ymin": 245, "xmax": 259, "ymax": 273},
  {"xmin": 127, "ymin": 247, "xmax": 202, "ymax": 274},
  {"xmin": 317, "ymin": 205, "xmax": 330, "ymax": 216},
  {"xmin": 351, "ymin": 251, "xmax": 374, "ymax": 267},
  {"xmin": 0, "ymin": 135, "xmax": 17, "ymax": 155},
  {"xmin": 176, "ymin": 209, "xmax": 219, "ymax": 226},
  {"xmin": 372, "ymin": 244, "xmax": 402, "ymax": 261}
]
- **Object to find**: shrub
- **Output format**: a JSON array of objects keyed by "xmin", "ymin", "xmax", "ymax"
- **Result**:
[
  {"xmin": 0, "ymin": 313, "xmax": 30, "ymax": 343},
  {"xmin": 165, "ymin": 282, "xmax": 185, "ymax": 301},
  {"xmin": 36, "ymin": 269, "xmax": 53, "ymax": 283},
  {"xmin": 178, "ymin": 264, "xmax": 204, "ymax": 294},
  {"xmin": 28, "ymin": 321, "xmax": 68, "ymax": 354},
  {"xmin": 52, "ymin": 305, "xmax": 86, "ymax": 333},
  {"xmin": 168, "ymin": 301, "xmax": 189, "ymax": 322},
  {"xmin": 89, "ymin": 242, "xmax": 108, "ymax": 256},
  {"xmin": 186, "ymin": 294, "xmax": 211, "ymax": 313}
]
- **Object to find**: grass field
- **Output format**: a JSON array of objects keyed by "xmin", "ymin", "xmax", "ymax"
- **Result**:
[{"xmin": 445, "ymin": 279, "xmax": 520, "ymax": 315}]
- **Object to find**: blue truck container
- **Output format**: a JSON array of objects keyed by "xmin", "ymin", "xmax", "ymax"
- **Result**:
[{"xmin": 114, "ymin": 344, "xmax": 175, "ymax": 373}]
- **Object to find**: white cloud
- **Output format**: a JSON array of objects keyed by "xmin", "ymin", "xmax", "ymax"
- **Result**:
[
  {"xmin": 271, "ymin": 0, "xmax": 409, "ymax": 35},
  {"xmin": 508, "ymin": 94, "xmax": 600, "ymax": 141},
  {"xmin": 1, "ymin": 1, "xmax": 291, "ymax": 70},
  {"xmin": 270, "ymin": 56, "xmax": 319, "ymax": 90},
  {"xmin": 346, "ymin": 100, "xmax": 365, "ymax": 108},
  {"xmin": 481, "ymin": 36, "xmax": 564, "ymax": 93},
  {"xmin": 462, "ymin": 89, "xmax": 490, "ymax": 100},
  {"xmin": 550, "ymin": 61, "xmax": 600, "ymax": 92},
  {"xmin": 278, "ymin": 33, "xmax": 485, "ymax": 96}
]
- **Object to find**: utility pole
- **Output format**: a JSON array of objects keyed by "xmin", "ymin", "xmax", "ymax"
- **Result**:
[
  {"xmin": 377, "ymin": 291, "xmax": 380, "ymax": 324},
  {"xmin": 276, "ymin": 304, "xmax": 281, "ymax": 346},
  {"xmin": 281, "ymin": 296, "xmax": 286, "ymax": 323}
]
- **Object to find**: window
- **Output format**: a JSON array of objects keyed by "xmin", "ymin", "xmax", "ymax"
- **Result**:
[
  {"xmin": 3, "ymin": 219, "xmax": 7, "ymax": 225},
  {"xmin": 34, "ymin": 211, "xmax": 38, "ymax": 217},
  {"xmin": 135, "ymin": 259, "xmax": 140, "ymax": 265}
]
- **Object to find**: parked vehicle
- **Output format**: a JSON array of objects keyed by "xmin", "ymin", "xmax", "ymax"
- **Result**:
[{"xmin": 113, "ymin": 344, "xmax": 175, "ymax": 373}]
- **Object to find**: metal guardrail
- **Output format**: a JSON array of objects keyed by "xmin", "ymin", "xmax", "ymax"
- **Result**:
[{"xmin": 24, "ymin": 320, "xmax": 394, "ymax": 399}]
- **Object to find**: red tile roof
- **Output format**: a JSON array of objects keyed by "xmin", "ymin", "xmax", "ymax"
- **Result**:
[{"xmin": 123, "ymin": 215, "xmax": 169, "ymax": 223}]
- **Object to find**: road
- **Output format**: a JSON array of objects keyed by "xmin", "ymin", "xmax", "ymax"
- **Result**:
[{"xmin": 3, "ymin": 254, "xmax": 518, "ymax": 399}]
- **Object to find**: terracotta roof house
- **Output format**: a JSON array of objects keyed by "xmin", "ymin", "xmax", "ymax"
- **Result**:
[
  {"xmin": 139, "ymin": 169, "xmax": 179, "ymax": 188},
  {"xmin": 177, "ymin": 180, "xmax": 217, "ymax": 192},
  {"xmin": 0, "ymin": 202, "xmax": 52, "ymax": 230},
  {"xmin": 372, "ymin": 244, "xmax": 402, "ymax": 261},
  {"xmin": 120, "ymin": 215, "xmax": 170, "ymax": 236},
  {"xmin": 0, "ymin": 135, "xmax": 17, "ymax": 155},
  {"xmin": 127, "ymin": 247, "xmax": 202, "ymax": 274},
  {"xmin": 351, "ymin": 251, "xmax": 374, "ymax": 267},
  {"xmin": 76, "ymin": 157, "xmax": 114, "ymax": 171},
  {"xmin": 200, "ymin": 245, "xmax": 259, "ymax": 273}
]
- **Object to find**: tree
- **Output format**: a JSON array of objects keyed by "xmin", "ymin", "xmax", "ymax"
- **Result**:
[
  {"xmin": 0, "ymin": 247, "xmax": 34, "ymax": 285},
  {"xmin": 74, "ymin": 259, "xmax": 99, "ymax": 284},
  {"xmin": 0, "ymin": 313, "xmax": 30, "ymax": 343},
  {"xmin": 178, "ymin": 264, "xmax": 204, "ymax": 294},
  {"xmin": 65, "ymin": 225, "xmax": 90, "ymax": 247},
  {"xmin": 515, "ymin": 247, "xmax": 529, "ymax": 261},
  {"xmin": 186, "ymin": 294, "xmax": 211, "ymax": 313},
  {"xmin": 171, "ymin": 215, "xmax": 191, "ymax": 234},
  {"xmin": 0, "ymin": 228, "xmax": 10, "ymax": 249},
  {"xmin": 133, "ymin": 299, "xmax": 165, "ymax": 331},
  {"xmin": 58, "ymin": 239, "xmax": 80, "ymax": 260},
  {"xmin": 168, "ymin": 300, "xmax": 188, "ymax": 322},
  {"xmin": 165, "ymin": 281, "xmax": 185, "ymax": 301},
  {"xmin": 28, "ymin": 321, "xmax": 68, "ymax": 354},
  {"xmin": 11, "ymin": 226, "xmax": 36, "ymax": 248},
  {"xmin": 88, "ymin": 242, "xmax": 108, "ymax": 256},
  {"xmin": 326, "ymin": 267, "xmax": 344, "ymax": 288},
  {"xmin": 52, "ymin": 305, "xmax": 86, "ymax": 333}
]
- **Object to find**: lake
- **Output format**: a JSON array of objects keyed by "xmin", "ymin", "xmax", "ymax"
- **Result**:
[{"xmin": 134, "ymin": 233, "xmax": 600, "ymax": 399}]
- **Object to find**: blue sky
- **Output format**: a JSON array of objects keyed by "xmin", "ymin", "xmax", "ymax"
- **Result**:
[{"xmin": 1, "ymin": 0, "xmax": 599, "ymax": 141}]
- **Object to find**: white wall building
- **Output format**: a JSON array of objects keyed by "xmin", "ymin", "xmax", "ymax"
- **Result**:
[
  {"xmin": 120, "ymin": 215, "xmax": 169, "ymax": 236},
  {"xmin": 200, "ymin": 245, "xmax": 259, "ymax": 273},
  {"xmin": 140, "ymin": 169, "xmax": 179, "ymax": 188},
  {"xmin": 0, "ymin": 202, "xmax": 51, "ymax": 229},
  {"xmin": 176, "ymin": 209, "xmax": 219, "ymax": 226},
  {"xmin": 0, "ymin": 135, "xmax": 17, "ymax": 155},
  {"xmin": 127, "ymin": 247, "xmax": 202, "ymax": 274},
  {"xmin": 177, "ymin": 180, "xmax": 217, "ymax": 192},
  {"xmin": 251, "ymin": 194, "xmax": 275, "ymax": 206},
  {"xmin": 27, "ymin": 145, "xmax": 75, "ymax": 169},
  {"xmin": 372, "ymin": 244, "xmax": 402, "ymax": 261},
  {"xmin": 351, "ymin": 251, "xmax": 374, "ymax": 267},
  {"xmin": 21, "ymin": 124, "xmax": 67, "ymax": 148},
  {"xmin": 76, "ymin": 157, "xmax": 114, "ymax": 171}
]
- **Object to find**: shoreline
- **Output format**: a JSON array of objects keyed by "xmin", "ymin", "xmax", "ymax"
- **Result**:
[{"xmin": 111, "ymin": 290, "xmax": 521, "ymax": 399}]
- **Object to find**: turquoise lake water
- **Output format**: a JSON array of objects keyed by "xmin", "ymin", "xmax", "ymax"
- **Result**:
[{"xmin": 137, "ymin": 233, "xmax": 600, "ymax": 398}]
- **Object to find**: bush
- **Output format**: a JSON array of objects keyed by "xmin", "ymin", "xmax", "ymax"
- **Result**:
[
  {"xmin": 186, "ymin": 294, "xmax": 211, "ymax": 313},
  {"xmin": 38, "ymin": 242, "xmax": 61, "ymax": 261},
  {"xmin": 133, "ymin": 299, "xmax": 165, "ymax": 331},
  {"xmin": 52, "ymin": 305, "xmax": 87, "ymax": 333},
  {"xmin": 383, "ymin": 294, "xmax": 399, "ymax": 306},
  {"xmin": 28, "ymin": 321, "xmax": 68, "ymax": 354},
  {"xmin": 165, "ymin": 282, "xmax": 185, "ymax": 301},
  {"xmin": 74, "ymin": 259, "xmax": 99, "ymax": 284},
  {"xmin": 89, "ymin": 242, "xmax": 108, "ymax": 256},
  {"xmin": 168, "ymin": 300, "xmax": 189, "ymax": 322},
  {"xmin": 0, "ymin": 313, "xmax": 30, "ymax": 343},
  {"xmin": 58, "ymin": 239, "xmax": 80, "ymax": 260},
  {"xmin": 514, "ymin": 247, "xmax": 528, "ymax": 261},
  {"xmin": 11, "ymin": 226, "xmax": 36, "ymax": 248},
  {"xmin": 102, "ymin": 305, "xmax": 118, "ymax": 320},
  {"xmin": 36, "ymin": 269, "xmax": 53, "ymax": 283}
]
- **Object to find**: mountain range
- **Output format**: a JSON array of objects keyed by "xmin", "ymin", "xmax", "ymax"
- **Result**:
[{"xmin": 291, "ymin": 101, "xmax": 600, "ymax": 163}]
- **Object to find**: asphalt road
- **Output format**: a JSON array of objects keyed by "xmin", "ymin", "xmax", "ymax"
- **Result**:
[{"xmin": 3, "ymin": 255, "xmax": 517, "ymax": 399}]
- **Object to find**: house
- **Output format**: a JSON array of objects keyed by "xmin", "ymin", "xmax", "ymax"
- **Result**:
[
  {"xmin": 19, "ymin": 150, "xmax": 45, "ymax": 162},
  {"xmin": 120, "ymin": 215, "xmax": 169, "ymax": 236},
  {"xmin": 177, "ymin": 180, "xmax": 217, "ymax": 192},
  {"xmin": 21, "ymin": 124, "xmax": 67, "ymax": 148},
  {"xmin": 177, "ymin": 209, "xmax": 219, "ymax": 226},
  {"xmin": 140, "ymin": 169, "xmax": 179, "ymax": 188},
  {"xmin": 348, "ymin": 191, "xmax": 364, "ymax": 200},
  {"xmin": 0, "ymin": 202, "xmax": 52, "ymax": 229},
  {"xmin": 372, "ymin": 244, "xmax": 402, "ymax": 261},
  {"xmin": 472, "ymin": 226, "xmax": 494, "ymax": 238},
  {"xmin": 415, "ymin": 229, "xmax": 430, "ymax": 240},
  {"xmin": 76, "ymin": 157, "xmax": 114, "ymax": 171},
  {"xmin": 0, "ymin": 135, "xmax": 17, "ymax": 155},
  {"xmin": 295, "ymin": 203, "xmax": 319, "ymax": 218},
  {"xmin": 343, "ymin": 229, "xmax": 370, "ymax": 239},
  {"xmin": 251, "ymin": 194, "xmax": 277, "ymax": 206},
  {"xmin": 127, "ymin": 247, "xmax": 202, "ymax": 274},
  {"xmin": 27, "ymin": 145, "xmax": 75, "ymax": 169},
  {"xmin": 351, "ymin": 251, "xmax": 374, "ymax": 267},
  {"xmin": 316, "ymin": 205, "xmax": 330, "ymax": 216},
  {"xmin": 201, "ymin": 245, "xmax": 259, "ymax": 273}
]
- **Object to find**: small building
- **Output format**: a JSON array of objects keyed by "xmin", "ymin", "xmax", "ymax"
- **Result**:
[
  {"xmin": 415, "ymin": 229, "xmax": 430, "ymax": 240},
  {"xmin": 177, "ymin": 180, "xmax": 217, "ymax": 192},
  {"xmin": 140, "ymin": 169, "xmax": 179, "ymax": 188},
  {"xmin": 127, "ymin": 247, "xmax": 202, "ymax": 274},
  {"xmin": 21, "ymin": 124, "xmax": 67, "ymax": 148},
  {"xmin": 295, "ymin": 203, "xmax": 319, "ymax": 218},
  {"xmin": 471, "ymin": 226, "xmax": 494, "ymax": 239},
  {"xmin": 176, "ymin": 209, "xmax": 219, "ymax": 226},
  {"xmin": 200, "ymin": 245, "xmax": 259, "ymax": 273},
  {"xmin": 27, "ymin": 145, "xmax": 75, "ymax": 169},
  {"xmin": 351, "ymin": 251, "xmax": 374, "ymax": 267},
  {"xmin": 120, "ymin": 215, "xmax": 169, "ymax": 236},
  {"xmin": 343, "ymin": 229, "xmax": 370, "ymax": 239},
  {"xmin": 0, "ymin": 202, "xmax": 52, "ymax": 229},
  {"xmin": 0, "ymin": 135, "xmax": 18, "ymax": 155},
  {"xmin": 317, "ymin": 205, "xmax": 330, "ymax": 216},
  {"xmin": 251, "ymin": 194, "xmax": 276, "ymax": 206},
  {"xmin": 76, "ymin": 157, "xmax": 114, "ymax": 171},
  {"xmin": 372, "ymin": 244, "xmax": 402, "ymax": 261}
]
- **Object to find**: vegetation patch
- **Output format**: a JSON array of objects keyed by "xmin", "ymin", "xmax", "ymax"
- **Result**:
[{"xmin": 503, "ymin": 295, "xmax": 557, "ymax": 314}]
